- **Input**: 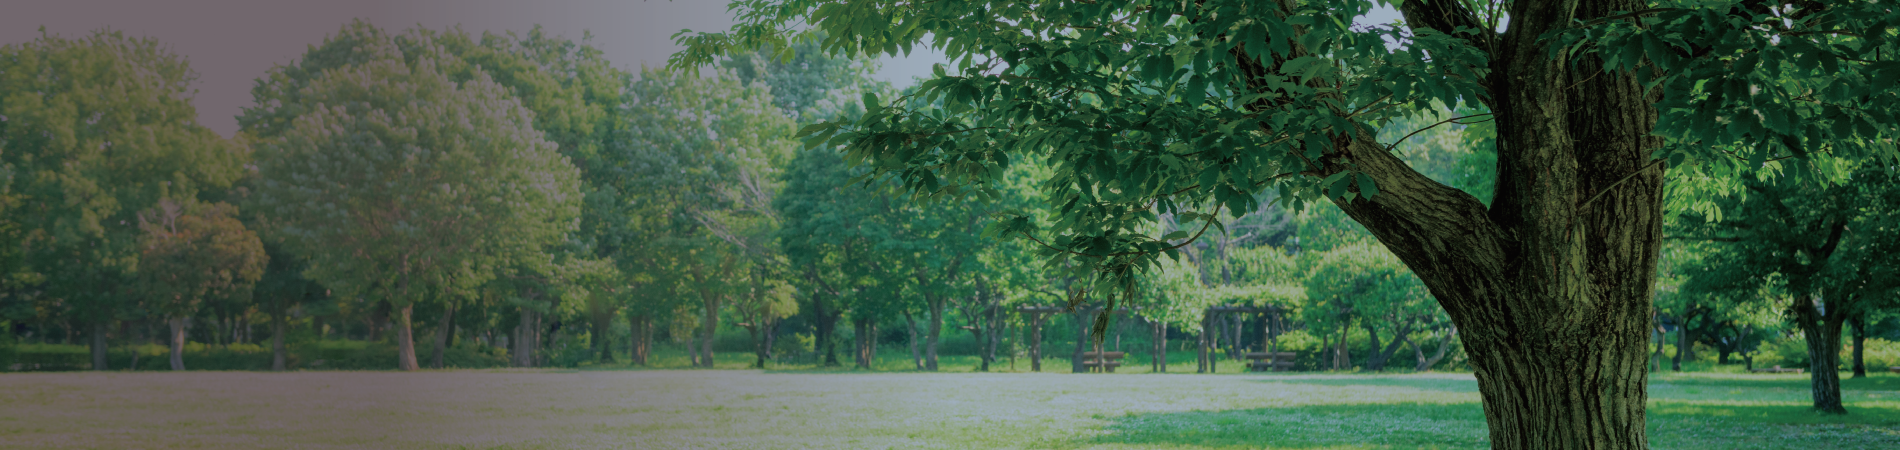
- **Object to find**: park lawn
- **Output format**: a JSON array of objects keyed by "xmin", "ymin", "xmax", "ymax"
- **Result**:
[{"xmin": 1, "ymin": 370, "xmax": 1895, "ymax": 449}]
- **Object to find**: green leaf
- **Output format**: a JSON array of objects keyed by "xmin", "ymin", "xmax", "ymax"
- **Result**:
[{"xmin": 1356, "ymin": 173, "xmax": 1379, "ymax": 200}]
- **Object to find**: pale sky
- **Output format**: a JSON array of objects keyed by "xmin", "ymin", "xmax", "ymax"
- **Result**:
[{"xmin": 6, "ymin": 0, "xmax": 1399, "ymax": 138}]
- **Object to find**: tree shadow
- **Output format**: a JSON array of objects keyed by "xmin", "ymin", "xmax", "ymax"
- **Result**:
[
  {"xmin": 1086, "ymin": 402, "xmax": 1487, "ymax": 449},
  {"xmin": 1085, "ymin": 395, "xmax": 1900, "ymax": 449},
  {"xmin": 1248, "ymin": 375, "xmax": 1480, "ymax": 394}
]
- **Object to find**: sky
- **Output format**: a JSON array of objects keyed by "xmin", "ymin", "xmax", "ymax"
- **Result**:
[{"xmin": 5, "ymin": 1, "xmax": 1400, "ymax": 138}]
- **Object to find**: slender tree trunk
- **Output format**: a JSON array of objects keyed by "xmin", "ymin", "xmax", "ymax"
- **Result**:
[
  {"xmin": 925, "ymin": 296, "xmax": 943, "ymax": 371},
  {"xmin": 430, "ymin": 303, "xmax": 453, "ymax": 369},
  {"xmin": 868, "ymin": 321, "xmax": 879, "ymax": 367},
  {"xmin": 853, "ymin": 319, "xmax": 869, "ymax": 369},
  {"xmin": 126, "ymin": 322, "xmax": 141, "ymax": 371},
  {"xmin": 698, "ymin": 295, "xmax": 719, "ymax": 368},
  {"xmin": 903, "ymin": 311, "xmax": 921, "ymax": 370},
  {"xmin": 1850, "ymin": 315, "xmax": 1866, "ymax": 379},
  {"xmin": 630, "ymin": 314, "xmax": 651, "ymax": 366},
  {"xmin": 271, "ymin": 302, "xmax": 288, "ymax": 372},
  {"xmin": 90, "ymin": 322, "xmax": 109, "ymax": 371},
  {"xmin": 1652, "ymin": 324, "xmax": 1666, "ymax": 373},
  {"xmin": 1197, "ymin": 311, "xmax": 1210, "ymax": 373},
  {"xmin": 1033, "ymin": 313, "xmax": 1048, "ymax": 372},
  {"xmin": 395, "ymin": 304, "xmax": 419, "ymax": 371},
  {"xmin": 1672, "ymin": 317, "xmax": 1686, "ymax": 372},
  {"xmin": 513, "ymin": 309, "xmax": 533, "ymax": 367},
  {"xmin": 814, "ymin": 295, "xmax": 840, "ymax": 367},
  {"xmin": 168, "ymin": 317, "xmax": 187, "ymax": 371},
  {"xmin": 1147, "ymin": 318, "xmax": 1162, "ymax": 372},
  {"xmin": 1416, "ymin": 326, "xmax": 1457, "ymax": 372},
  {"xmin": 368, "ymin": 301, "xmax": 388, "ymax": 342},
  {"xmin": 1071, "ymin": 308, "xmax": 1092, "ymax": 373}
]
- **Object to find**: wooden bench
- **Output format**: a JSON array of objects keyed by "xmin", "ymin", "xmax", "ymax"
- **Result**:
[
  {"xmin": 1245, "ymin": 352, "xmax": 1297, "ymax": 372},
  {"xmin": 1749, "ymin": 365, "xmax": 1804, "ymax": 374},
  {"xmin": 1082, "ymin": 351, "xmax": 1126, "ymax": 373},
  {"xmin": 1889, "ymin": 366, "xmax": 1899, "ymax": 374}
]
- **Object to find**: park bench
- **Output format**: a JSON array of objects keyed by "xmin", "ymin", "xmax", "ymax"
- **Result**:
[
  {"xmin": 1245, "ymin": 352, "xmax": 1297, "ymax": 372},
  {"xmin": 1748, "ymin": 365, "xmax": 1804, "ymax": 374},
  {"xmin": 1890, "ymin": 366, "xmax": 1899, "ymax": 374},
  {"xmin": 1082, "ymin": 351, "xmax": 1125, "ymax": 373}
]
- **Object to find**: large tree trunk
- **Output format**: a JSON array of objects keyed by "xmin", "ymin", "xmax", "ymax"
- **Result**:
[
  {"xmin": 430, "ymin": 303, "xmax": 454, "ymax": 369},
  {"xmin": 925, "ymin": 296, "xmax": 943, "ymax": 371},
  {"xmin": 1312, "ymin": 1, "xmax": 1665, "ymax": 446},
  {"xmin": 168, "ymin": 317, "xmax": 187, "ymax": 371},
  {"xmin": 90, "ymin": 321, "xmax": 109, "ymax": 371},
  {"xmin": 1792, "ymin": 296, "xmax": 1847, "ymax": 413},
  {"xmin": 395, "ymin": 304, "xmax": 420, "ymax": 371},
  {"xmin": 271, "ymin": 303, "xmax": 288, "ymax": 372}
]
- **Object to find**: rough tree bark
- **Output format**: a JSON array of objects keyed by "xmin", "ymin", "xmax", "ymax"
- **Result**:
[
  {"xmin": 1301, "ymin": 1, "xmax": 1666, "ymax": 446},
  {"xmin": 1791, "ymin": 295, "xmax": 1846, "ymax": 413}
]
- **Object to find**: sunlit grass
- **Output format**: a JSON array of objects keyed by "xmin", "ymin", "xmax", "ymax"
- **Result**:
[{"xmin": 1, "ymin": 370, "xmax": 1895, "ymax": 448}]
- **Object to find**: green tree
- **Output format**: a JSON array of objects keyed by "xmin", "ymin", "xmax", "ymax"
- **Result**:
[
  {"xmin": 678, "ymin": 0, "xmax": 1900, "ymax": 443},
  {"xmin": 249, "ymin": 36, "xmax": 582, "ymax": 371},
  {"xmin": 0, "ymin": 29, "xmax": 246, "ymax": 370},
  {"xmin": 610, "ymin": 65, "xmax": 797, "ymax": 367},
  {"xmin": 1671, "ymin": 160, "xmax": 1900, "ymax": 412},
  {"xmin": 135, "ymin": 199, "xmax": 267, "ymax": 370}
]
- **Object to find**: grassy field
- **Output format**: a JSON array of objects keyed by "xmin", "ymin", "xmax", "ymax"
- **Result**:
[{"xmin": 1, "ymin": 369, "xmax": 1896, "ymax": 449}]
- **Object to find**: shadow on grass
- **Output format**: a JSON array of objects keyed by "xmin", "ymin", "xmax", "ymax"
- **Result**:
[
  {"xmin": 1652, "ymin": 372, "xmax": 1900, "ymax": 392},
  {"xmin": 1088, "ymin": 402, "xmax": 1487, "ymax": 449},
  {"xmin": 1086, "ymin": 385, "xmax": 1900, "ymax": 449},
  {"xmin": 1250, "ymin": 376, "xmax": 1480, "ymax": 394}
]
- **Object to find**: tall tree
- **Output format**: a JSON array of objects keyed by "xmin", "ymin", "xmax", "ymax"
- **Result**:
[
  {"xmin": 1672, "ymin": 162, "xmax": 1900, "ymax": 412},
  {"xmin": 0, "ymin": 29, "xmax": 246, "ymax": 370},
  {"xmin": 135, "ymin": 199, "xmax": 267, "ymax": 370},
  {"xmin": 677, "ymin": 0, "xmax": 1900, "ymax": 445},
  {"xmin": 248, "ymin": 31, "xmax": 582, "ymax": 371},
  {"xmin": 611, "ymin": 65, "xmax": 797, "ymax": 367}
]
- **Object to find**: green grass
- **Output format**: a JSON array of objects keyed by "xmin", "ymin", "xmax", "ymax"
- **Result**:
[{"xmin": 1, "ymin": 369, "xmax": 1896, "ymax": 449}]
